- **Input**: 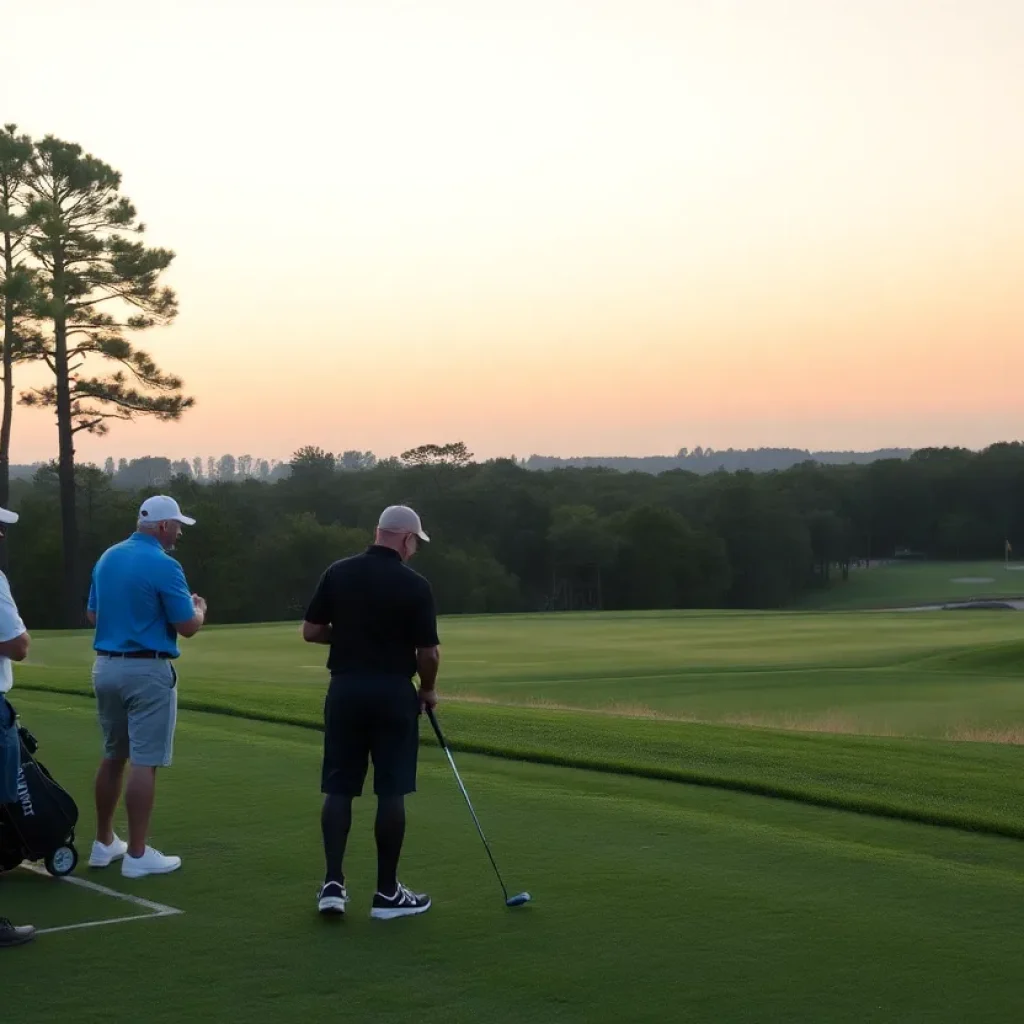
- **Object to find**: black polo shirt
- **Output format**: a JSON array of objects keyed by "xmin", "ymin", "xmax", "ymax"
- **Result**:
[{"xmin": 304, "ymin": 545, "xmax": 440, "ymax": 678}]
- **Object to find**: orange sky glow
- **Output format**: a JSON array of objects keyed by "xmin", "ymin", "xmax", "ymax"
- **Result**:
[{"xmin": 4, "ymin": 0, "xmax": 1023, "ymax": 464}]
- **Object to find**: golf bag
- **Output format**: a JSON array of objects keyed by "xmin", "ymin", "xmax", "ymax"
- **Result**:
[{"xmin": 0, "ymin": 708, "xmax": 80, "ymax": 877}]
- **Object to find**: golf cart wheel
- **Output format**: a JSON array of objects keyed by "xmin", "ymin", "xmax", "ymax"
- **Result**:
[{"xmin": 45, "ymin": 844, "xmax": 78, "ymax": 877}]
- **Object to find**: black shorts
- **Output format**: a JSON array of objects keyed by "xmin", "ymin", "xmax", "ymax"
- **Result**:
[{"xmin": 321, "ymin": 674, "xmax": 420, "ymax": 798}]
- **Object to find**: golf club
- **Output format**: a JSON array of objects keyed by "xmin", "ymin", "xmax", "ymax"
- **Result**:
[{"xmin": 426, "ymin": 707, "xmax": 531, "ymax": 909}]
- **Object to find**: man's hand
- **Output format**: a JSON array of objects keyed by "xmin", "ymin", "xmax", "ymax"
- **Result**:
[
  {"xmin": 173, "ymin": 594, "xmax": 208, "ymax": 639},
  {"xmin": 415, "ymin": 646, "xmax": 440, "ymax": 709},
  {"xmin": 0, "ymin": 631, "xmax": 30, "ymax": 662}
]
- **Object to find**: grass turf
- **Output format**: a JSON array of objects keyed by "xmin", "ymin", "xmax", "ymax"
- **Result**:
[
  {"xmin": 3, "ymin": 691, "xmax": 1024, "ymax": 1023},
  {"xmin": 18, "ymin": 610, "xmax": 1024, "ymax": 736},
  {"xmin": 12, "ymin": 611, "xmax": 1024, "ymax": 836}
]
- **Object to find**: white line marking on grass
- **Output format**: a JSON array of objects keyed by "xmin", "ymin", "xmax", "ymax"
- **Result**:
[
  {"xmin": 36, "ymin": 911, "xmax": 183, "ymax": 936},
  {"xmin": 19, "ymin": 862, "xmax": 185, "ymax": 935}
]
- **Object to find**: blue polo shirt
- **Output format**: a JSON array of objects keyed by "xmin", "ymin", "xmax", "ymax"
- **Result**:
[{"xmin": 88, "ymin": 533, "xmax": 196, "ymax": 657}]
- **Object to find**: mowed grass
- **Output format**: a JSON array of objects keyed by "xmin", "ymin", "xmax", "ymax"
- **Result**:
[
  {"xmin": 4, "ymin": 692, "xmax": 1024, "ymax": 1023},
  {"xmin": 20, "ymin": 608, "xmax": 1024, "ymax": 738},
  {"xmin": 13, "ymin": 610, "xmax": 1024, "ymax": 837},
  {"xmin": 795, "ymin": 560, "xmax": 1024, "ymax": 610}
]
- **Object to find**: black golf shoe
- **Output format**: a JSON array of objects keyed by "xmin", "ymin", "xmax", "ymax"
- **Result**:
[
  {"xmin": 370, "ymin": 881, "xmax": 431, "ymax": 920},
  {"xmin": 0, "ymin": 918, "xmax": 35, "ymax": 948},
  {"xmin": 317, "ymin": 880, "xmax": 348, "ymax": 915}
]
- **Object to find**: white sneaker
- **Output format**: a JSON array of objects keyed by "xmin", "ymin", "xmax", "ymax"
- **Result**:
[
  {"xmin": 89, "ymin": 834, "xmax": 128, "ymax": 869},
  {"xmin": 121, "ymin": 846, "xmax": 182, "ymax": 879}
]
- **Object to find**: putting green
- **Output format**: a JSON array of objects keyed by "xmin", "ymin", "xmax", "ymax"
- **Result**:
[{"xmin": 795, "ymin": 560, "xmax": 1024, "ymax": 610}]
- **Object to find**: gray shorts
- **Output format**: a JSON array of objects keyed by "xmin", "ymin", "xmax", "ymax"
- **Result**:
[{"xmin": 92, "ymin": 656, "xmax": 179, "ymax": 768}]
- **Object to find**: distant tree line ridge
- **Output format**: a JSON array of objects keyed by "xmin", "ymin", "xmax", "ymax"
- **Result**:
[
  {"xmin": 5, "ymin": 443, "xmax": 916, "ymax": 488},
  {"xmin": 522, "ymin": 447, "xmax": 915, "ymax": 474},
  {"xmin": 5, "ymin": 440, "xmax": 1022, "ymax": 629}
]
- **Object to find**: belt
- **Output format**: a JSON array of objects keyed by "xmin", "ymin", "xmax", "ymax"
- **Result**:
[{"xmin": 96, "ymin": 650, "xmax": 172, "ymax": 660}]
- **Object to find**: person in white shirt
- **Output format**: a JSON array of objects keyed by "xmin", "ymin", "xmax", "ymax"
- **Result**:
[{"xmin": 0, "ymin": 503, "xmax": 34, "ymax": 948}]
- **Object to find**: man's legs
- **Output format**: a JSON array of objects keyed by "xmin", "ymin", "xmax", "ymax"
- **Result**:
[
  {"xmin": 90, "ymin": 658, "xmax": 131, "ymax": 867},
  {"xmin": 125, "ymin": 765, "xmax": 159, "ymax": 858},
  {"xmin": 121, "ymin": 663, "xmax": 180, "ymax": 878},
  {"xmin": 374, "ymin": 795, "xmax": 406, "ymax": 895},
  {"xmin": 321, "ymin": 793, "xmax": 353, "ymax": 884},
  {"xmin": 94, "ymin": 757, "xmax": 127, "ymax": 846},
  {"xmin": 92, "ymin": 758, "xmax": 165, "ymax": 867},
  {"xmin": 318, "ymin": 677, "xmax": 370, "ymax": 913},
  {"xmin": 93, "ymin": 659, "xmax": 180, "ymax": 878},
  {"xmin": 369, "ymin": 681, "xmax": 430, "ymax": 919}
]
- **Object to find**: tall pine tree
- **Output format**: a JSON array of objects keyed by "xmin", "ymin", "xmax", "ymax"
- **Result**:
[
  {"xmin": 24, "ymin": 136, "xmax": 193, "ymax": 623},
  {"xmin": 0, "ymin": 124, "xmax": 39, "ymax": 513}
]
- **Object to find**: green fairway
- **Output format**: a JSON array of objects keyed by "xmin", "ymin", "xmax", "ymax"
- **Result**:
[
  {"xmin": 12, "ymin": 609, "xmax": 1024, "ymax": 840},
  {"xmin": 18, "ymin": 609, "xmax": 1024, "ymax": 740},
  {"xmin": 4, "ymin": 691, "xmax": 1024, "ymax": 1023},
  {"xmin": 794, "ymin": 560, "xmax": 1024, "ymax": 610}
]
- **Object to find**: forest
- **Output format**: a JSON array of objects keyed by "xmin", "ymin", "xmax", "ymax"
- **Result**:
[{"xmin": 5, "ymin": 440, "xmax": 1021, "ymax": 628}]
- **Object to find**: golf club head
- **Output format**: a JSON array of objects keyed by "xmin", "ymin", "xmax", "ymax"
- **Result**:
[{"xmin": 506, "ymin": 892, "xmax": 531, "ymax": 907}]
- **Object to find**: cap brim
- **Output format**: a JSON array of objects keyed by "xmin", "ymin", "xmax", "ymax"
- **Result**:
[
  {"xmin": 418, "ymin": 530, "xmax": 430, "ymax": 542},
  {"xmin": 0, "ymin": 508, "xmax": 19, "ymax": 525},
  {"xmin": 175, "ymin": 515, "xmax": 197, "ymax": 526}
]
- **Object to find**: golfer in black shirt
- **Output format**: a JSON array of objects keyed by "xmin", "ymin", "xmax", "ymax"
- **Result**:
[{"xmin": 302, "ymin": 505, "xmax": 440, "ymax": 920}]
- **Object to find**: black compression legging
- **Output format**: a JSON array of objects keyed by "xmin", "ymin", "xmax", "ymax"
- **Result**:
[{"xmin": 321, "ymin": 793, "xmax": 406, "ymax": 896}]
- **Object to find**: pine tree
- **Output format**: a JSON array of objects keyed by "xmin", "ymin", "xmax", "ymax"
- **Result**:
[
  {"xmin": 23, "ymin": 136, "xmax": 193, "ymax": 623},
  {"xmin": 0, "ymin": 124, "xmax": 39, "ymax": 510}
]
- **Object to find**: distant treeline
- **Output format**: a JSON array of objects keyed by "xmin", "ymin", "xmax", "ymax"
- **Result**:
[
  {"xmin": 523, "ymin": 447, "xmax": 915, "ymax": 474},
  {"xmin": 7, "ymin": 445, "xmax": 915, "ymax": 488},
  {"xmin": 4, "ymin": 441, "xmax": 1022, "ymax": 630}
]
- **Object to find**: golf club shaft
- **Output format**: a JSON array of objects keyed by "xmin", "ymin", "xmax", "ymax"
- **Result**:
[{"xmin": 427, "ymin": 708, "xmax": 509, "ymax": 900}]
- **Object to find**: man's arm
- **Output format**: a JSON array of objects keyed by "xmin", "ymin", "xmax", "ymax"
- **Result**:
[
  {"xmin": 0, "ymin": 573, "xmax": 28, "ymax": 661},
  {"xmin": 174, "ymin": 597, "xmax": 206, "ymax": 639},
  {"xmin": 301, "ymin": 621, "xmax": 332, "ymax": 644},
  {"xmin": 159, "ymin": 562, "xmax": 206, "ymax": 639},
  {"xmin": 301, "ymin": 569, "xmax": 333, "ymax": 645},
  {"xmin": 416, "ymin": 646, "xmax": 440, "ymax": 701},
  {"xmin": 86, "ymin": 576, "xmax": 97, "ymax": 627},
  {"xmin": 0, "ymin": 631, "xmax": 30, "ymax": 662},
  {"xmin": 412, "ymin": 582, "xmax": 441, "ymax": 708}
]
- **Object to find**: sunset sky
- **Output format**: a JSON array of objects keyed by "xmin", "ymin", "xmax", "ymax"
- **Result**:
[{"xmin": 5, "ymin": 0, "xmax": 1023, "ymax": 464}]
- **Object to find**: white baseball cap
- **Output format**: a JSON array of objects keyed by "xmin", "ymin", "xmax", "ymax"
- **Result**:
[
  {"xmin": 138, "ymin": 495, "xmax": 196, "ymax": 526},
  {"xmin": 0, "ymin": 506, "xmax": 18, "ymax": 525},
  {"xmin": 378, "ymin": 505, "xmax": 429, "ymax": 542}
]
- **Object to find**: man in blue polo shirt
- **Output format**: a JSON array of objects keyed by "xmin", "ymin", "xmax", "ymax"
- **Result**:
[{"xmin": 85, "ymin": 495, "xmax": 207, "ymax": 880}]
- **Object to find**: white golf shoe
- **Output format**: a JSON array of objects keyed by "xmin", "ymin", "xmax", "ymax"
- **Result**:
[
  {"xmin": 89, "ymin": 834, "xmax": 128, "ymax": 869},
  {"xmin": 121, "ymin": 846, "xmax": 182, "ymax": 878}
]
